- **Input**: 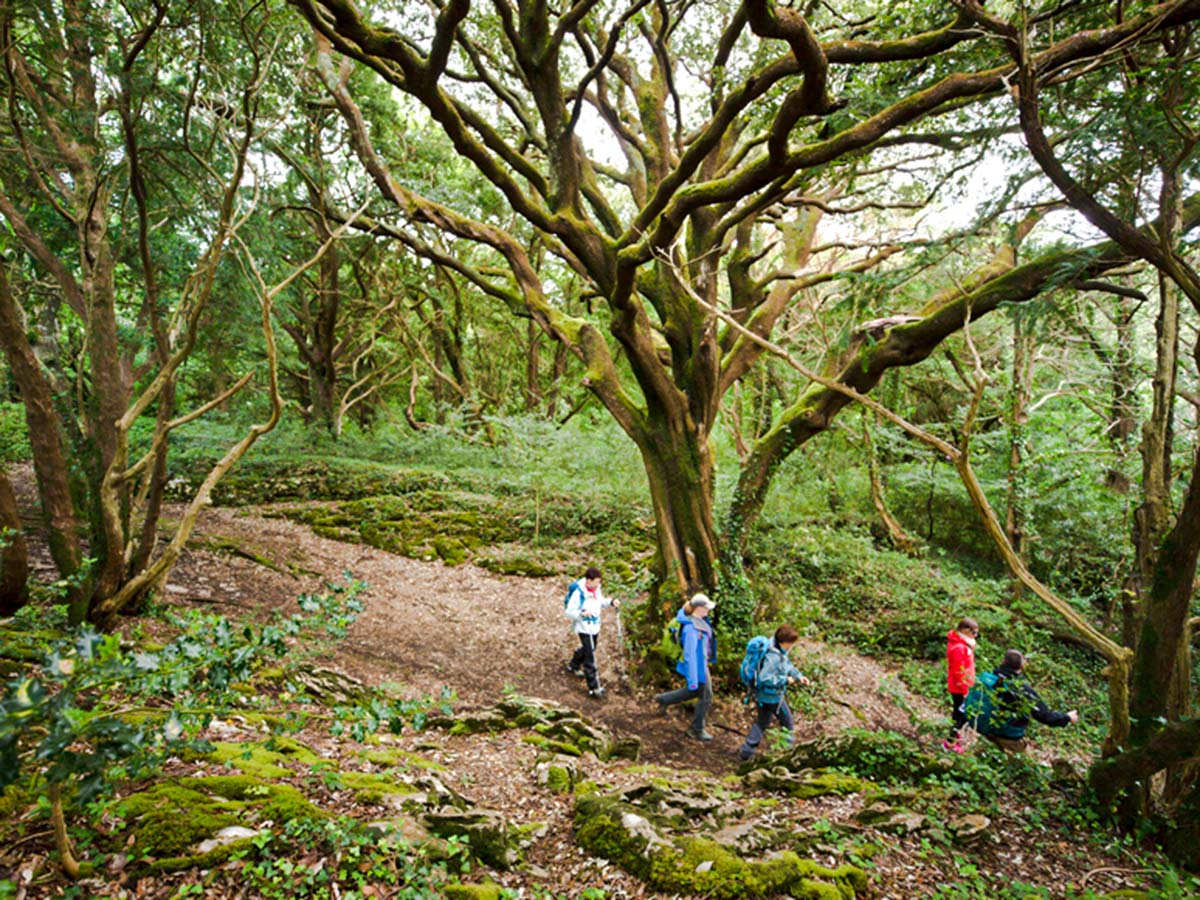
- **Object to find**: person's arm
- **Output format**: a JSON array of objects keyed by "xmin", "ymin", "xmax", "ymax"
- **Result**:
[
  {"xmin": 947, "ymin": 643, "xmax": 968, "ymax": 687},
  {"xmin": 1024, "ymin": 683, "xmax": 1074, "ymax": 728},
  {"xmin": 786, "ymin": 660, "xmax": 809, "ymax": 685},
  {"xmin": 683, "ymin": 626, "xmax": 700, "ymax": 689}
]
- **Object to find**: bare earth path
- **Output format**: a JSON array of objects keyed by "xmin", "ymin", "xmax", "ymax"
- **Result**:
[{"xmin": 166, "ymin": 504, "xmax": 940, "ymax": 771}]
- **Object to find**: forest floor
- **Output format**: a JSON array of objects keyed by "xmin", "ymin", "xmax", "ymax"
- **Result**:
[{"xmin": 5, "ymin": 484, "xmax": 1172, "ymax": 899}]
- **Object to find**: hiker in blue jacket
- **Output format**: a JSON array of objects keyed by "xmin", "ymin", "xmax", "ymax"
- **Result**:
[
  {"xmin": 737, "ymin": 624, "xmax": 809, "ymax": 761},
  {"xmin": 565, "ymin": 566, "xmax": 618, "ymax": 699},
  {"xmin": 654, "ymin": 593, "xmax": 717, "ymax": 741},
  {"xmin": 980, "ymin": 649, "xmax": 1078, "ymax": 752}
]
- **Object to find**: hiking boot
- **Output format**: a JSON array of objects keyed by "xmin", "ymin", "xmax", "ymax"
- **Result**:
[
  {"xmin": 566, "ymin": 664, "xmax": 584, "ymax": 678},
  {"xmin": 686, "ymin": 728, "xmax": 714, "ymax": 742},
  {"xmin": 588, "ymin": 687, "xmax": 607, "ymax": 699},
  {"xmin": 941, "ymin": 739, "xmax": 964, "ymax": 754},
  {"xmin": 656, "ymin": 699, "xmax": 669, "ymax": 716}
]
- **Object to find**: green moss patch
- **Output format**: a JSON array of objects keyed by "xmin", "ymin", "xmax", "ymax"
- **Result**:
[
  {"xmin": 358, "ymin": 747, "xmax": 445, "ymax": 770},
  {"xmin": 200, "ymin": 736, "xmax": 324, "ymax": 778},
  {"xmin": 742, "ymin": 767, "xmax": 875, "ymax": 799},
  {"xmin": 522, "ymin": 734, "xmax": 583, "ymax": 756},
  {"xmin": 117, "ymin": 776, "xmax": 321, "ymax": 860},
  {"xmin": 338, "ymin": 771, "xmax": 418, "ymax": 805},
  {"xmin": 442, "ymin": 881, "xmax": 504, "ymax": 900}
]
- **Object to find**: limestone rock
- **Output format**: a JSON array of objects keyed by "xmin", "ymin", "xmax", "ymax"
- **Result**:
[
  {"xmin": 618, "ymin": 811, "xmax": 673, "ymax": 853},
  {"xmin": 535, "ymin": 756, "xmax": 581, "ymax": 793},
  {"xmin": 573, "ymin": 793, "xmax": 867, "ymax": 898},
  {"xmin": 948, "ymin": 814, "xmax": 991, "ymax": 844},
  {"xmin": 854, "ymin": 802, "xmax": 927, "ymax": 834},
  {"xmin": 363, "ymin": 815, "xmax": 431, "ymax": 845},
  {"xmin": 290, "ymin": 666, "xmax": 370, "ymax": 703},
  {"xmin": 193, "ymin": 826, "xmax": 262, "ymax": 854},
  {"xmin": 423, "ymin": 807, "xmax": 521, "ymax": 870},
  {"xmin": 743, "ymin": 766, "xmax": 874, "ymax": 799}
]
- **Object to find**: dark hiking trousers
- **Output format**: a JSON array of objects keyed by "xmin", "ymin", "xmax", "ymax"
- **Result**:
[
  {"xmin": 570, "ymin": 633, "xmax": 600, "ymax": 690},
  {"xmin": 655, "ymin": 681, "xmax": 713, "ymax": 736},
  {"xmin": 948, "ymin": 691, "xmax": 968, "ymax": 740},
  {"xmin": 738, "ymin": 699, "xmax": 795, "ymax": 760}
]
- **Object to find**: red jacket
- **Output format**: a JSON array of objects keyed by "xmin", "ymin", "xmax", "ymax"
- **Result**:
[{"xmin": 946, "ymin": 630, "xmax": 976, "ymax": 694}]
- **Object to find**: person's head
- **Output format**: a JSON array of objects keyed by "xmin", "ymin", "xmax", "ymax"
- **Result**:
[
  {"xmin": 774, "ymin": 624, "xmax": 800, "ymax": 651},
  {"xmin": 1002, "ymin": 649, "xmax": 1025, "ymax": 672},
  {"xmin": 685, "ymin": 593, "xmax": 715, "ymax": 618},
  {"xmin": 584, "ymin": 566, "xmax": 602, "ymax": 589},
  {"xmin": 957, "ymin": 617, "xmax": 979, "ymax": 638}
]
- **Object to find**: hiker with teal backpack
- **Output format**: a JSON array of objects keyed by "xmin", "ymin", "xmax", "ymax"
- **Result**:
[
  {"xmin": 564, "ymin": 566, "xmax": 618, "ymax": 699},
  {"xmin": 654, "ymin": 593, "xmax": 717, "ymax": 741},
  {"xmin": 965, "ymin": 649, "xmax": 1078, "ymax": 752},
  {"xmin": 736, "ymin": 624, "xmax": 810, "ymax": 762}
]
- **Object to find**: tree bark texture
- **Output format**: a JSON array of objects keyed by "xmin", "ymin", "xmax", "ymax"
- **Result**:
[
  {"xmin": 0, "ymin": 267, "xmax": 86, "ymax": 621},
  {"xmin": 0, "ymin": 465, "xmax": 28, "ymax": 615}
]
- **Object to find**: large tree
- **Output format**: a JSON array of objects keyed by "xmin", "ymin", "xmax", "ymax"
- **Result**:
[{"xmin": 290, "ymin": 0, "xmax": 1200, "ymax": 619}]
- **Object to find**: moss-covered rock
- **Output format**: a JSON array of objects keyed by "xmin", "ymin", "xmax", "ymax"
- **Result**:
[
  {"xmin": 746, "ymin": 730, "xmax": 950, "ymax": 784},
  {"xmin": 338, "ymin": 771, "xmax": 418, "ymax": 805},
  {"xmin": 535, "ymin": 756, "xmax": 583, "ymax": 794},
  {"xmin": 423, "ymin": 807, "xmax": 522, "ymax": 870},
  {"xmin": 853, "ymin": 802, "xmax": 927, "ymax": 834},
  {"xmin": 118, "ymin": 776, "xmax": 322, "ymax": 860},
  {"xmin": 742, "ymin": 767, "xmax": 874, "ymax": 799},
  {"xmin": 522, "ymin": 734, "xmax": 583, "ymax": 756},
  {"xmin": 358, "ymin": 747, "xmax": 445, "ymax": 771},
  {"xmin": 199, "ymin": 736, "xmax": 324, "ymax": 778},
  {"xmin": 573, "ymin": 793, "xmax": 867, "ymax": 899}
]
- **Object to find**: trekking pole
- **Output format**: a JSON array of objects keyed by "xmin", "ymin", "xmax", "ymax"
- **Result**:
[{"xmin": 614, "ymin": 602, "xmax": 629, "ymax": 689}]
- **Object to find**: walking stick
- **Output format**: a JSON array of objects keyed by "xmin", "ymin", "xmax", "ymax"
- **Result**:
[{"xmin": 614, "ymin": 602, "xmax": 629, "ymax": 689}]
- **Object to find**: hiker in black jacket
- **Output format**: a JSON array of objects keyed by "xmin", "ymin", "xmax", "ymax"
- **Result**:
[{"xmin": 986, "ymin": 649, "xmax": 1078, "ymax": 752}]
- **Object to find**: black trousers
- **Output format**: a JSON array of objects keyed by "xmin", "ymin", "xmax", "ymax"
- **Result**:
[
  {"xmin": 570, "ymin": 633, "xmax": 600, "ymax": 690},
  {"xmin": 948, "ymin": 691, "xmax": 967, "ymax": 739}
]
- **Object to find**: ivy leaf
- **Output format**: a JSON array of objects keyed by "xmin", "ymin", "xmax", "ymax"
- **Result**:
[{"xmin": 133, "ymin": 652, "xmax": 160, "ymax": 671}]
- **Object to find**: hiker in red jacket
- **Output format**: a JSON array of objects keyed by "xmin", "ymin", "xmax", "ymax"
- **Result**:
[{"xmin": 943, "ymin": 617, "xmax": 979, "ymax": 753}]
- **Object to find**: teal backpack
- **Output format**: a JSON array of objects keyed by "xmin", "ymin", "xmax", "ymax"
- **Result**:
[
  {"xmin": 563, "ymin": 582, "xmax": 583, "ymax": 618},
  {"xmin": 963, "ymin": 672, "xmax": 999, "ymax": 734},
  {"xmin": 738, "ymin": 636, "xmax": 772, "ymax": 690},
  {"xmin": 963, "ymin": 671, "xmax": 1023, "ymax": 738}
]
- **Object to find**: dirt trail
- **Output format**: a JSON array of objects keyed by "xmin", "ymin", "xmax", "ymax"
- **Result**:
[{"xmin": 151, "ymin": 504, "xmax": 940, "ymax": 769}]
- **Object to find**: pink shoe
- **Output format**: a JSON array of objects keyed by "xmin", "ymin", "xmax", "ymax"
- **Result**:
[{"xmin": 941, "ymin": 739, "xmax": 964, "ymax": 754}]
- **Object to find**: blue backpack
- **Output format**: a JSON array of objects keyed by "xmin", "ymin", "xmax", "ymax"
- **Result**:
[
  {"xmin": 563, "ymin": 582, "xmax": 584, "ymax": 619},
  {"xmin": 738, "ymin": 636, "xmax": 772, "ymax": 689}
]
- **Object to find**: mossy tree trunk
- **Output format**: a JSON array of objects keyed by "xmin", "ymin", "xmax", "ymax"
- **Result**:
[
  {"xmin": 635, "ymin": 408, "xmax": 719, "ymax": 611},
  {"xmin": 0, "ymin": 465, "xmax": 28, "ymax": 615},
  {"xmin": 1011, "ymin": 23, "xmax": 1200, "ymax": 838},
  {"xmin": 0, "ymin": 266, "xmax": 87, "ymax": 621},
  {"xmin": 1127, "ymin": 274, "xmax": 1179, "ymax": 645},
  {"xmin": 1004, "ymin": 318, "xmax": 1033, "ymax": 580}
]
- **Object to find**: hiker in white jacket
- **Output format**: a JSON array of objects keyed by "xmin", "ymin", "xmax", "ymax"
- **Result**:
[{"xmin": 565, "ymin": 566, "xmax": 618, "ymax": 699}]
